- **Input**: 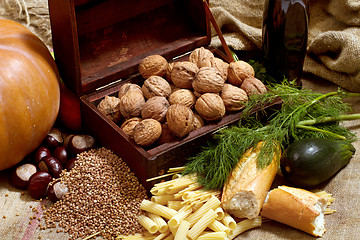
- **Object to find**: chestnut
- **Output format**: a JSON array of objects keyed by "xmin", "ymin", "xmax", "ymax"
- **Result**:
[
  {"xmin": 43, "ymin": 128, "xmax": 63, "ymax": 149},
  {"xmin": 38, "ymin": 156, "xmax": 63, "ymax": 178},
  {"xmin": 52, "ymin": 146, "xmax": 68, "ymax": 166},
  {"xmin": 65, "ymin": 158, "xmax": 77, "ymax": 171},
  {"xmin": 10, "ymin": 163, "xmax": 37, "ymax": 189},
  {"xmin": 28, "ymin": 171, "xmax": 52, "ymax": 200},
  {"xmin": 33, "ymin": 146, "xmax": 51, "ymax": 164},
  {"xmin": 47, "ymin": 181, "xmax": 69, "ymax": 202},
  {"xmin": 67, "ymin": 134, "xmax": 96, "ymax": 155}
]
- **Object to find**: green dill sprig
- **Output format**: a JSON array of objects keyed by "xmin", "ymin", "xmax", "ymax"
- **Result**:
[{"xmin": 183, "ymin": 81, "xmax": 360, "ymax": 190}]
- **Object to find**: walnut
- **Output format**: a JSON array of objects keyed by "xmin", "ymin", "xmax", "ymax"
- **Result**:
[
  {"xmin": 118, "ymin": 83, "xmax": 143, "ymax": 99},
  {"xmin": 211, "ymin": 57, "xmax": 229, "ymax": 80},
  {"xmin": 120, "ymin": 117, "xmax": 142, "ymax": 138},
  {"xmin": 220, "ymin": 83, "xmax": 248, "ymax": 111},
  {"xmin": 142, "ymin": 75, "xmax": 172, "ymax": 99},
  {"xmin": 195, "ymin": 93, "xmax": 226, "ymax": 121},
  {"xmin": 170, "ymin": 61, "xmax": 199, "ymax": 89},
  {"xmin": 141, "ymin": 96, "xmax": 170, "ymax": 123},
  {"xmin": 189, "ymin": 47, "xmax": 214, "ymax": 68},
  {"xmin": 168, "ymin": 89, "xmax": 197, "ymax": 108},
  {"xmin": 138, "ymin": 55, "xmax": 168, "ymax": 79},
  {"xmin": 157, "ymin": 123, "xmax": 178, "ymax": 145},
  {"xmin": 192, "ymin": 67, "xmax": 225, "ymax": 94},
  {"xmin": 227, "ymin": 60, "xmax": 255, "ymax": 87},
  {"xmin": 119, "ymin": 91, "xmax": 145, "ymax": 119},
  {"xmin": 166, "ymin": 104, "xmax": 194, "ymax": 138},
  {"xmin": 133, "ymin": 119, "xmax": 162, "ymax": 147},
  {"xmin": 241, "ymin": 77, "xmax": 267, "ymax": 95},
  {"xmin": 165, "ymin": 62, "xmax": 174, "ymax": 83},
  {"xmin": 97, "ymin": 96, "xmax": 122, "ymax": 123},
  {"xmin": 192, "ymin": 113, "xmax": 205, "ymax": 131}
]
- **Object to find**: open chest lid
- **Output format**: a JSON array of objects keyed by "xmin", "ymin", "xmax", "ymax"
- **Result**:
[{"xmin": 48, "ymin": 0, "xmax": 211, "ymax": 96}]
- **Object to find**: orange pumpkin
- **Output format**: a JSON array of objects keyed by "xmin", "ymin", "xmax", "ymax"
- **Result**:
[{"xmin": 0, "ymin": 20, "xmax": 60, "ymax": 171}]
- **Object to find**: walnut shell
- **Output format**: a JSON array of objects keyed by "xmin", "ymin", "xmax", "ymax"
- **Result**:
[
  {"xmin": 168, "ymin": 89, "xmax": 197, "ymax": 108},
  {"xmin": 166, "ymin": 104, "xmax": 194, "ymax": 138},
  {"xmin": 133, "ymin": 119, "xmax": 162, "ymax": 147},
  {"xmin": 142, "ymin": 75, "xmax": 172, "ymax": 99},
  {"xmin": 118, "ymin": 83, "xmax": 143, "ymax": 99},
  {"xmin": 138, "ymin": 55, "xmax": 168, "ymax": 79},
  {"xmin": 189, "ymin": 47, "xmax": 214, "ymax": 68},
  {"xmin": 192, "ymin": 67, "xmax": 225, "ymax": 94},
  {"xmin": 141, "ymin": 96, "xmax": 170, "ymax": 123},
  {"xmin": 192, "ymin": 113, "xmax": 205, "ymax": 131},
  {"xmin": 241, "ymin": 77, "xmax": 267, "ymax": 95},
  {"xmin": 195, "ymin": 93, "xmax": 226, "ymax": 121},
  {"xmin": 170, "ymin": 61, "xmax": 199, "ymax": 89},
  {"xmin": 97, "ymin": 96, "xmax": 122, "ymax": 123},
  {"xmin": 156, "ymin": 123, "xmax": 178, "ymax": 145},
  {"xmin": 120, "ymin": 117, "xmax": 142, "ymax": 138},
  {"xmin": 119, "ymin": 91, "xmax": 145, "ymax": 119},
  {"xmin": 165, "ymin": 62, "xmax": 174, "ymax": 83},
  {"xmin": 227, "ymin": 61, "xmax": 255, "ymax": 87},
  {"xmin": 211, "ymin": 57, "xmax": 229, "ymax": 81},
  {"xmin": 220, "ymin": 83, "xmax": 248, "ymax": 111}
]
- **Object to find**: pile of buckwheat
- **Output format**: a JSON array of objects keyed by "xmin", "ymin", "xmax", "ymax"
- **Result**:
[{"xmin": 43, "ymin": 147, "xmax": 148, "ymax": 239}]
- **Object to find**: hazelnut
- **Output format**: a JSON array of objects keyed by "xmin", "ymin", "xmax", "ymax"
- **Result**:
[
  {"xmin": 241, "ymin": 77, "xmax": 267, "ymax": 95},
  {"xmin": 192, "ymin": 113, "xmax": 205, "ymax": 131},
  {"xmin": 188, "ymin": 47, "xmax": 214, "ymax": 68},
  {"xmin": 142, "ymin": 76, "xmax": 172, "ymax": 99},
  {"xmin": 119, "ymin": 91, "xmax": 146, "ymax": 118},
  {"xmin": 195, "ymin": 93, "xmax": 226, "ymax": 121},
  {"xmin": 211, "ymin": 57, "xmax": 229, "ymax": 81},
  {"xmin": 133, "ymin": 119, "xmax": 162, "ymax": 147},
  {"xmin": 192, "ymin": 67, "xmax": 225, "ymax": 94},
  {"xmin": 227, "ymin": 61, "xmax": 255, "ymax": 87},
  {"xmin": 141, "ymin": 96, "xmax": 170, "ymax": 123},
  {"xmin": 168, "ymin": 89, "xmax": 197, "ymax": 108},
  {"xmin": 120, "ymin": 117, "xmax": 142, "ymax": 138},
  {"xmin": 170, "ymin": 61, "xmax": 199, "ymax": 89},
  {"xmin": 220, "ymin": 83, "xmax": 248, "ymax": 111},
  {"xmin": 97, "ymin": 95, "xmax": 122, "ymax": 123},
  {"xmin": 139, "ymin": 55, "xmax": 168, "ymax": 79},
  {"xmin": 118, "ymin": 83, "xmax": 143, "ymax": 99},
  {"xmin": 166, "ymin": 104, "xmax": 194, "ymax": 138}
]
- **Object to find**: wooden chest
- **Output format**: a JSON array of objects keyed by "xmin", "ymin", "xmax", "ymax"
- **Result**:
[{"xmin": 48, "ymin": 0, "xmax": 281, "ymax": 191}]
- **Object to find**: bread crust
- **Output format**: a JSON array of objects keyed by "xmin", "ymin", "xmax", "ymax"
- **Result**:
[
  {"xmin": 221, "ymin": 142, "xmax": 279, "ymax": 219},
  {"xmin": 261, "ymin": 186, "xmax": 327, "ymax": 236}
]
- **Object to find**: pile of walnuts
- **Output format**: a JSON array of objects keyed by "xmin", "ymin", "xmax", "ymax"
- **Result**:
[{"xmin": 97, "ymin": 47, "xmax": 267, "ymax": 147}]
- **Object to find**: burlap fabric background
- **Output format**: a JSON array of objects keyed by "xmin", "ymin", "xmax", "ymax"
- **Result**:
[{"xmin": 0, "ymin": 0, "xmax": 360, "ymax": 239}]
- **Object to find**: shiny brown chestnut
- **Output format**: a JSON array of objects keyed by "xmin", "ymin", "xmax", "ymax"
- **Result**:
[
  {"xmin": 38, "ymin": 156, "xmax": 63, "ymax": 178},
  {"xmin": 67, "ymin": 134, "xmax": 96, "ymax": 155},
  {"xmin": 52, "ymin": 146, "xmax": 68, "ymax": 166},
  {"xmin": 43, "ymin": 128, "xmax": 63, "ymax": 149},
  {"xmin": 65, "ymin": 158, "xmax": 77, "ymax": 171},
  {"xmin": 33, "ymin": 146, "xmax": 51, "ymax": 164},
  {"xmin": 47, "ymin": 181, "xmax": 69, "ymax": 202},
  {"xmin": 28, "ymin": 171, "xmax": 52, "ymax": 200},
  {"xmin": 10, "ymin": 163, "xmax": 37, "ymax": 189}
]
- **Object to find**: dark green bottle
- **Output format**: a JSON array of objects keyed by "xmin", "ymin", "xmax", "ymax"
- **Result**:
[{"xmin": 262, "ymin": 0, "xmax": 309, "ymax": 84}]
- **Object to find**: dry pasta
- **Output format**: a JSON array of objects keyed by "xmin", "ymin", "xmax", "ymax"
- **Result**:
[
  {"xmin": 215, "ymin": 207, "xmax": 225, "ymax": 220},
  {"xmin": 197, "ymin": 231, "xmax": 228, "ymax": 240},
  {"xmin": 168, "ymin": 206, "xmax": 193, "ymax": 228},
  {"xmin": 154, "ymin": 232, "xmax": 172, "ymax": 240},
  {"xmin": 208, "ymin": 219, "xmax": 230, "ymax": 235},
  {"xmin": 147, "ymin": 213, "xmax": 168, "ymax": 233},
  {"xmin": 174, "ymin": 220, "xmax": 191, "ymax": 240},
  {"xmin": 185, "ymin": 195, "xmax": 221, "ymax": 226},
  {"xmin": 140, "ymin": 199, "xmax": 178, "ymax": 220},
  {"xmin": 167, "ymin": 201, "xmax": 183, "ymax": 211},
  {"xmin": 152, "ymin": 194, "xmax": 179, "ymax": 205},
  {"xmin": 137, "ymin": 215, "xmax": 159, "ymax": 234},
  {"xmin": 187, "ymin": 208, "xmax": 217, "ymax": 240},
  {"xmin": 222, "ymin": 212, "xmax": 236, "ymax": 230},
  {"xmin": 228, "ymin": 216, "xmax": 262, "ymax": 240}
]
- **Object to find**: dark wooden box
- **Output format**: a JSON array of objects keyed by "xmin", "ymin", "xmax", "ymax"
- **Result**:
[{"xmin": 48, "ymin": 0, "xmax": 280, "ymax": 191}]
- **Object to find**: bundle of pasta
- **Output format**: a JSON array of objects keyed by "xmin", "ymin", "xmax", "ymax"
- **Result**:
[
  {"xmin": 261, "ymin": 186, "xmax": 328, "ymax": 237},
  {"xmin": 221, "ymin": 141, "xmax": 280, "ymax": 219},
  {"xmin": 126, "ymin": 175, "xmax": 262, "ymax": 240}
]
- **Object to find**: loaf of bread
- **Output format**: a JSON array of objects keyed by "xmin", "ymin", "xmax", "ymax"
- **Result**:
[
  {"xmin": 261, "ymin": 185, "xmax": 327, "ymax": 237},
  {"xmin": 221, "ymin": 141, "xmax": 280, "ymax": 219}
]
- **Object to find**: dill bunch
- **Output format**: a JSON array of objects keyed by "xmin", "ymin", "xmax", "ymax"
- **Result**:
[{"xmin": 183, "ymin": 81, "xmax": 360, "ymax": 190}]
